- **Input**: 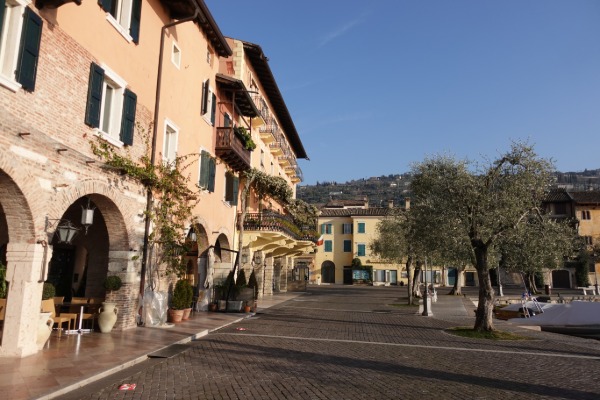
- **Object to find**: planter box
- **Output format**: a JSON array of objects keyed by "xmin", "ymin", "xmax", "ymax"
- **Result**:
[{"xmin": 227, "ymin": 301, "xmax": 243, "ymax": 312}]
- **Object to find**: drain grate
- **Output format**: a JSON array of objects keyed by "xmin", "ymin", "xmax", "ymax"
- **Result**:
[{"xmin": 148, "ymin": 344, "xmax": 190, "ymax": 358}]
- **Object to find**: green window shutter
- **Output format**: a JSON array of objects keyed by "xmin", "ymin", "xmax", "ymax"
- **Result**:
[
  {"xmin": 210, "ymin": 93, "xmax": 216, "ymax": 125},
  {"xmin": 324, "ymin": 241, "xmax": 332, "ymax": 252},
  {"xmin": 321, "ymin": 224, "xmax": 325, "ymax": 234},
  {"xmin": 343, "ymin": 240, "xmax": 351, "ymax": 252},
  {"xmin": 358, "ymin": 223, "xmax": 365, "ymax": 233},
  {"xmin": 232, "ymin": 175, "xmax": 239, "ymax": 206},
  {"xmin": 199, "ymin": 151, "xmax": 209, "ymax": 188},
  {"xmin": 16, "ymin": 8, "xmax": 43, "ymax": 91},
  {"xmin": 358, "ymin": 244, "xmax": 366, "ymax": 256},
  {"xmin": 119, "ymin": 89, "xmax": 136, "ymax": 145},
  {"xmin": 201, "ymin": 80, "xmax": 208, "ymax": 114},
  {"xmin": 0, "ymin": 0, "xmax": 5, "ymax": 37},
  {"xmin": 85, "ymin": 63, "xmax": 105, "ymax": 128},
  {"xmin": 225, "ymin": 173, "xmax": 233, "ymax": 202},
  {"xmin": 130, "ymin": 0, "xmax": 142, "ymax": 43},
  {"xmin": 98, "ymin": 0, "xmax": 112, "ymax": 12},
  {"xmin": 208, "ymin": 157, "xmax": 216, "ymax": 193}
]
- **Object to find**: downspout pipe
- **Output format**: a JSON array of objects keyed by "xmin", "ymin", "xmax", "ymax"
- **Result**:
[{"xmin": 139, "ymin": 6, "xmax": 200, "ymax": 297}]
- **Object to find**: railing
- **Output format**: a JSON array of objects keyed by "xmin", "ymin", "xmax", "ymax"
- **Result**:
[
  {"xmin": 241, "ymin": 212, "xmax": 318, "ymax": 242},
  {"xmin": 215, "ymin": 127, "xmax": 251, "ymax": 172}
]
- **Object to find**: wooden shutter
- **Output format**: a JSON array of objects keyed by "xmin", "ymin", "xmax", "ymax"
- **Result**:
[
  {"xmin": 120, "ymin": 89, "xmax": 136, "ymax": 145},
  {"xmin": 0, "ymin": 0, "xmax": 5, "ymax": 37},
  {"xmin": 208, "ymin": 157, "xmax": 216, "ymax": 193},
  {"xmin": 321, "ymin": 224, "xmax": 325, "ymax": 234},
  {"xmin": 201, "ymin": 80, "xmax": 209, "ymax": 114},
  {"xmin": 85, "ymin": 63, "xmax": 105, "ymax": 128},
  {"xmin": 199, "ymin": 151, "xmax": 209, "ymax": 188},
  {"xmin": 210, "ymin": 92, "xmax": 216, "ymax": 125},
  {"xmin": 16, "ymin": 8, "xmax": 43, "ymax": 91},
  {"xmin": 130, "ymin": 0, "xmax": 142, "ymax": 43},
  {"xmin": 231, "ymin": 176, "xmax": 239, "ymax": 206},
  {"xmin": 98, "ymin": 0, "xmax": 112, "ymax": 12}
]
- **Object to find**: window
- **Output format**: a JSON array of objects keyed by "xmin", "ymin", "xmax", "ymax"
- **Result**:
[
  {"xmin": 223, "ymin": 113, "xmax": 231, "ymax": 127},
  {"xmin": 270, "ymin": 161, "xmax": 274, "ymax": 175},
  {"xmin": 0, "ymin": 2, "xmax": 42, "ymax": 92},
  {"xmin": 85, "ymin": 62, "xmax": 136, "ymax": 146},
  {"xmin": 584, "ymin": 236, "xmax": 593, "ymax": 246},
  {"xmin": 201, "ymin": 79, "xmax": 216, "ymax": 125},
  {"xmin": 324, "ymin": 240, "xmax": 332, "ymax": 252},
  {"xmin": 171, "ymin": 42, "xmax": 180, "ymax": 68},
  {"xmin": 260, "ymin": 149, "xmax": 265, "ymax": 168},
  {"xmin": 162, "ymin": 120, "xmax": 178, "ymax": 165},
  {"xmin": 342, "ymin": 223, "xmax": 352, "ymax": 234},
  {"xmin": 224, "ymin": 172, "xmax": 239, "ymax": 205},
  {"xmin": 98, "ymin": 0, "xmax": 142, "ymax": 43},
  {"xmin": 554, "ymin": 203, "xmax": 567, "ymax": 215},
  {"xmin": 199, "ymin": 150, "xmax": 216, "ymax": 192},
  {"xmin": 343, "ymin": 240, "xmax": 351, "ymax": 253},
  {"xmin": 357, "ymin": 243, "xmax": 366, "ymax": 257},
  {"xmin": 357, "ymin": 222, "xmax": 366, "ymax": 234},
  {"xmin": 581, "ymin": 210, "xmax": 591, "ymax": 220},
  {"xmin": 321, "ymin": 223, "xmax": 332, "ymax": 234}
]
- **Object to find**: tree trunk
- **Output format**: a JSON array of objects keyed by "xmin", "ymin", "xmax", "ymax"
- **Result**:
[
  {"xmin": 406, "ymin": 256, "xmax": 414, "ymax": 305},
  {"xmin": 527, "ymin": 273, "xmax": 539, "ymax": 294},
  {"xmin": 448, "ymin": 267, "xmax": 463, "ymax": 296},
  {"xmin": 473, "ymin": 245, "xmax": 495, "ymax": 332},
  {"xmin": 412, "ymin": 261, "xmax": 422, "ymax": 298}
]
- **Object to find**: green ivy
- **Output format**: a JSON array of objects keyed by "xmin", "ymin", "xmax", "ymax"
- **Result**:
[{"xmin": 91, "ymin": 126, "xmax": 200, "ymax": 279}]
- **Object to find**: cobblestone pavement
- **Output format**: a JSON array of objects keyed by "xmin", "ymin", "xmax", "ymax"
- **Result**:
[{"xmin": 60, "ymin": 286, "xmax": 600, "ymax": 400}]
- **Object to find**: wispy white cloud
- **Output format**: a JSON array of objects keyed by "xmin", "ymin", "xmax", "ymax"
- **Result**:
[{"xmin": 318, "ymin": 16, "xmax": 366, "ymax": 47}]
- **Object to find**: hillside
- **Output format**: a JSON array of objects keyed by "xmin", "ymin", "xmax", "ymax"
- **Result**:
[{"xmin": 297, "ymin": 169, "xmax": 600, "ymax": 206}]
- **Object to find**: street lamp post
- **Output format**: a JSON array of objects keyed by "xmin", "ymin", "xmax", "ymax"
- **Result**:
[{"xmin": 422, "ymin": 257, "xmax": 432, "ymax": 316}]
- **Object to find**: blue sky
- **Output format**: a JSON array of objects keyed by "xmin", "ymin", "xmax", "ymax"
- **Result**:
[{"xmin": 205, "ymin": 0, "xmax": 600, "ymax": 185}]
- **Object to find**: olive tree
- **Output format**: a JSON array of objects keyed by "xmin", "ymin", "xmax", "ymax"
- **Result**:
[
  {"xmin": 410, "ymin": 142, "xmax": 554, "ymax": 332},
  {"xmin": 498, "ymin": 215, "xmax": 579, "ymax": 293},
  {"xmin": 371, "ymin": 209, "xmax": 418, "ymax": 304}
]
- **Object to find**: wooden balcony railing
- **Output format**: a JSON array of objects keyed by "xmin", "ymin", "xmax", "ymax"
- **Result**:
[
  {"xmin": 215, "ymin": 127, "xmax": 251, "ymax": 172},
  {"xmin": 241, "ymin": 212, "xmax": 318, "ymax": 242}
]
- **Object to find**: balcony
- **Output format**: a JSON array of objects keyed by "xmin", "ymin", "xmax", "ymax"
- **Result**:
[
  {"xmin": 215, "ymin": 127, "xmax": 251, "ymax": 172},
  {"xmin": 242, "ymin": 212, "xmax": 318, "ymax": 242}
]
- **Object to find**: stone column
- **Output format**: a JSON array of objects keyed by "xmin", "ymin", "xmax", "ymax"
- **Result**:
[
  {"xmin": 263, "ymin": 256, "xmax": 274, "ymax": 296},
  {"xmin": 279, "ymin": 257, "xmax": 289, "ymax": 293},
  {"xmin": 106, "ymin": 250, "xmax": 139, "ymax": 330},
  {"xmin": 2, "ymin": 242, "xmax": 46, "ymax": 357}
]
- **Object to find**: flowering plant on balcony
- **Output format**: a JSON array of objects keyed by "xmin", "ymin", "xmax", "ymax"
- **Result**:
[{"xmin": 234, "ymin": 126, "xmax": 256, "ymax": 151}]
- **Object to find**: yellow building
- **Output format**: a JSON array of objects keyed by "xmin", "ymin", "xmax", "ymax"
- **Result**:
[
  {"xmin": 312, "ymin": 199, "xmax": 407, "ymax": 286},
  {"xmin": 544, "ymin": 189, "xmax": 600, "ymax": 289}
]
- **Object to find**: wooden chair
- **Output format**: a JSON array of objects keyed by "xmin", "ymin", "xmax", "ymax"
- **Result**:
[
  {"xmin": 53, "ymin": 297, "xmax": 78, "ymax": 333},
  {"xmin": 41, "ymin": 299, "xmax": 75, "ymax": 336}
]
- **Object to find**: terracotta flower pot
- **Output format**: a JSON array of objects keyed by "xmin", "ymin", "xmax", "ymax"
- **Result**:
[
  {"xmin": 168, "ymin": 309, "xmax": 184, "ymax": 323},
  {"xmin": 182, "ymin": 307, "xmax": 192, "ymax": 320}
]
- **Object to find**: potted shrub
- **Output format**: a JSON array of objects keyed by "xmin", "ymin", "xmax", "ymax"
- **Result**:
[
  {"xmin": 103, "ymin": 275, "xmax": 122, "ymax": 292},
  {"xmin": 182, "ymin": 280, "xmax": 194, "ymax": 320},
  {"xmin": 169, "ymin": 280, "xmax": 188, "ymax": 323},
  {"xmin": 98, "ymin": 275, "xmax": 122, "ymax": 333},
  {"xmin": 38, "ymin": 282, "xmax": 56, "ymax": 349}
]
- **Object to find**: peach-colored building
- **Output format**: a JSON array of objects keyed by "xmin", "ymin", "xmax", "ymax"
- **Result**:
[{"xmin": 0, "ymin": 0, "xmax": 311, "ymax": 358}]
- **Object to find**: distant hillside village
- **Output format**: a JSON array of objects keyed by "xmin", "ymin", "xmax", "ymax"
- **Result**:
[{"xmin": 297, "ymin": 169, "xmax": 600, "ymax": 207}]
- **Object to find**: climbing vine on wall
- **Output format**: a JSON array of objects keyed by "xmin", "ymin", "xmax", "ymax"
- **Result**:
[{"xmin": 90, "ymin": 127, "xmax": 199, "ymax": 280}]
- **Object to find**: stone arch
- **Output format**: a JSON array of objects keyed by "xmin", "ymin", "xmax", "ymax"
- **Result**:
[
  {"xmin": 214, "ymin": 233, "xmax": 232, "ymax": 263},
  {"xmin": 0, "ymin": 165, "xmax": 36, "ymax": 245},
  {"xmin": 50, "ymin": 180, "xmax": 133, "ymax": 250},
  {"xmin": 321, "ymin": 260, "xmax": 335, "ymax": 284}
]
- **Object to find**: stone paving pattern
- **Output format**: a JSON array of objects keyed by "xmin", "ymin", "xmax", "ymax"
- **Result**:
[{"xmin": 61, "ymin": 286, "xmax": 600, "ymax": 400}]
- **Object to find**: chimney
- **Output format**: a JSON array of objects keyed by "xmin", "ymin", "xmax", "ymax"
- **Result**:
[
  {"xmin": 404, "ymin": 197, "xmax": 410, "ymax": 210},
  {"xmin": 388, "ymin": 199, "xmax": 394, "ymax": 208},
  {"xmin": 363, "ymin": 196, "xmax": 369, "ymax": 209}
]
